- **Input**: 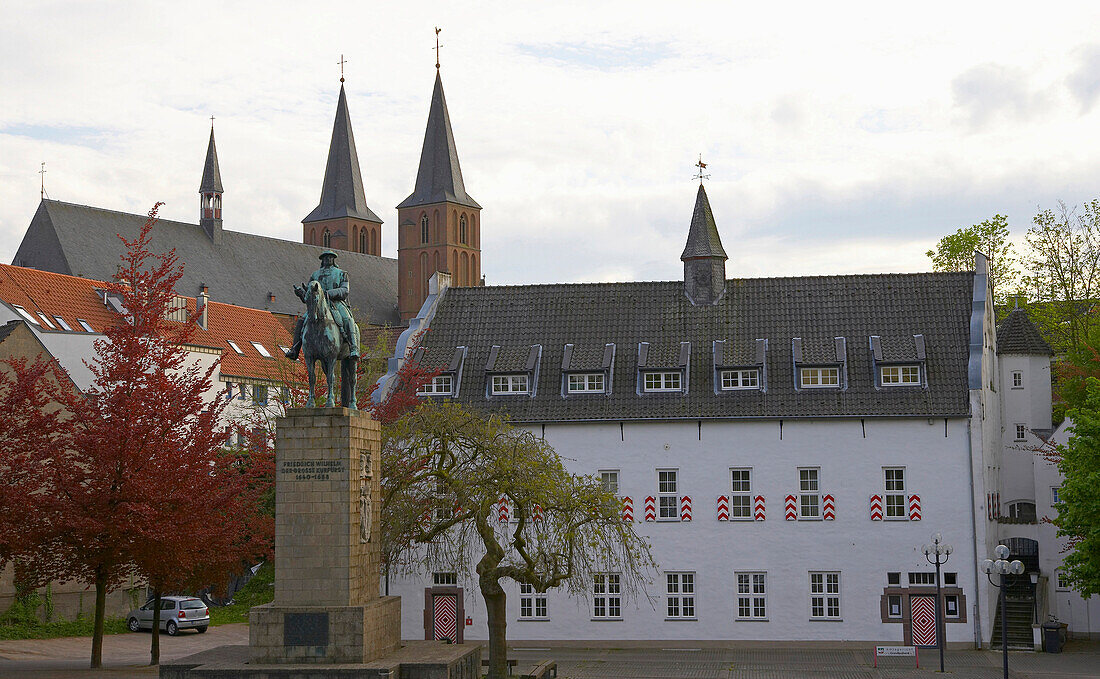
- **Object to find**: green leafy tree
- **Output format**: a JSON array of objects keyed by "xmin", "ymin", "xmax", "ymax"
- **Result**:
[
  {"xmin": 383, "ymin": 404, "xmax": 654, "ymax": 679},
  {"xmin": 1051, "ymin": 377, "xmax": 1100, "ymax": 596},
  {"xmin": 926, "ymin": 214, "xmax": 1018, "ymax": 303}
]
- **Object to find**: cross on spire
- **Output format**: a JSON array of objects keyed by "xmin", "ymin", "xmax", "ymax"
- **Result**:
[
  {"xmin": 210, "ymin": 115, "xmax": 215, "ymax": 127},
  {"xmin": 338, "ymin": 54, "xmax": 347, "ymax": 83},
  {"xmin": 693, "ymin": 154, "xmax": 710, "ymax": 183},
  {"xmin": 434, "ymin": 27, "xmax": 442, "ymax": 69},
  {"xmin": 39, "ymin": 161, "xmax": 47, "ymax": 199}
]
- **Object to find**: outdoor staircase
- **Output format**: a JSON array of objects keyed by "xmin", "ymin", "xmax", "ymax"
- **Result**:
[{"xmin": 991, "ymin": 578, "xmax": 1035, "ymax": 650}]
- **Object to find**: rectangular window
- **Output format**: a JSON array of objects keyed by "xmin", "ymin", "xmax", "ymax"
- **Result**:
[
  {"xmin": 809, "ymin": 572, "xmax": 840, "ymax": 619},
  {"xmin": 799, "ymin": 468, "xmax": 820, "ymax": 519},
  {"xmin": 1056, "ymin": 570, "xmax": 1070, "ymax": 590},
  {"xmin": 236, "ymin": 383, "xmax": 247, "ymax": 400},
  {"xmin": 35, "ymin": 312, "xmax": 55, "ymax": 329},
  {"xmin": 227, "ymin": 340, "xmax": 244, "ymax": 355},
  {"xmin": 600, "ymin": 470, "xmax": 619, "ymax": 495},
  {"xmin": 720, "ymin": 369, "xmax": 759, "ymax": 390},
  {"xmin": 908, "ymin": 572, "xmax": 935, "ymax": 586},
  {"xmin": 736, "ymin": 572, "xmax": 767, "ymax": 620},
  {"xmin": 252, "ymin": 385, "xmax": 268, "ymax": 405},
  {"xmin": 433, "ymin": 479, "xmax": 452, "ymax": 521},
  {"xmin": 1015, "ymin": 424, "xmax": 1026, "ymax": 441},
  {"xmin": 887, "ymin": 594, "xmax": 902, "ymax": 618},
  {"xmin": 1012, "ymin": 371, "xmax": 1023, "ymax": 388},
  {"xmin": 665, "ymin": 572, "xmax": 696, "ymax": 619},
  {"xmin": 1052, "ymin": 487, "xmax": 1060, "ymax": 505},
  {"xmin": 887, "ymin": 572, "xmax": 901, "ymax": 586},
  {"xmin": 280, "ymin": 386, "xmax": 290, "ymax": 404},
  {"xmin": 11, "ymin": 305, "xmax": 40, "ymax": 325},
  {"xmin": 658, "ymin": 469, "xmax": 678, "ymax": 520},
  {"xmin": 593, "ymin": 573, "xmax": 621, "ymax": 619},
  {"xmin": 944, "ymin": 594, "xmax": 960, "ymax": 618},
  {"xmin": 943, "ymin": 572, "xmax": 957, "ymax": 586},
  {"xmin": 884, "ymin": 468, "xmax": 906, "ymax": 519},
  {"xmin": 433, "ymin": 572, "xmax": 457, "ymax": 586},
  {"xmin": 52, "ymin": 316, "xmax": 73, "ymax": 331},
  {"xmin": 730, "ymin": 468, "xmax": 752, "ymax": 519},
  {"xmin": 881, "ymin": 365, "xmax": 920, "ymax": 386},
  {"xmin": 250, "ymin": 341, "xmax": 272, "ymax": 358},
  {"xmin": 418, "ymin": 375, "xmax": 454, "ymax": 395},
  {"xmin": 519, "ymin": 583, "xmax": 547, "ymax": 619},
  {"xmin": 77, "ymin": 318, "xmax": 95, "ymax": 332},
  {"xmin": 568, "ymin": 373, "xmax": 605, "ymax": 393},
  {"xmin": 643, "ymin": 371, "xmax": 682, "ymax": 392},
  {"xmin": 800, "ymin": 366, "xmax": 839, "ymax": 388},
  {"xmin": 491, "ymin": 374, "xmax": 529, "ymax": 394}
]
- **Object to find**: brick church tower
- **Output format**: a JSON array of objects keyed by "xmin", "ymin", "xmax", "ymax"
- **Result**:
[
  {"xmin": 302, "ymin": 80, "xmax": 384, "ymax": 256},
  {"xmin": 396, "ymin": 68, "xmax": 481, "ymax": 321}
]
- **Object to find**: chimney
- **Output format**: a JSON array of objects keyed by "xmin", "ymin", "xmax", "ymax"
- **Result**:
[
  {"xmin": 197, "ymin": 291, "xmax": 209, "ymax": 330},
  {"xmin": 268, "ymin": 291, "xmax": 276, "ymax": 304}
]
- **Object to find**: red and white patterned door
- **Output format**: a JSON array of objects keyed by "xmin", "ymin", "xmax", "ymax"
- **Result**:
[
  {"xmin": 910, "ymin": 595, "xmax": 938, "ymax": 647},
  {"xmin": 433, "ymin": 594, "xmax": 457, "ymax": 641}
]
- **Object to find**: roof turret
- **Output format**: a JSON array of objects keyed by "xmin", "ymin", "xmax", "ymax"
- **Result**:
[
  {"xmin": 681, "ymin": 184, "xmax": 727, "ymax": 260},
  {"xmin": 303, "ymin": 84, "xmax": 382, "ymax": 224},
  {"xmin": 397, "ymin": 72, "xmax": 480, "ymax": 210},
  {"xmin": 997, "ymin": 307, "xmax": 1053, "ymax": 355},
  {"xmin": 199, "ymin": 126, "xmax": 223, "ymax": 194}
]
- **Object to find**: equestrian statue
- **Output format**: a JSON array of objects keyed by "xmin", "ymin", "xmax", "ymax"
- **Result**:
[{"xmin": 285, "ymin": 250, "xmax": 361, "ymax": 408}]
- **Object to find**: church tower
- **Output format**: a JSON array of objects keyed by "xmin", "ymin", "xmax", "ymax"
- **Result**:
[
  {"xmin": 302, "ymin": 81, "xmax": 384, "ymax": 256},
  {"xmin": 199, "ymin": 125, "xmax": 224, "ymax": 244},
  {"xmin": 396, "ymin": 68, "xmax": 481, "ymax": 321}
]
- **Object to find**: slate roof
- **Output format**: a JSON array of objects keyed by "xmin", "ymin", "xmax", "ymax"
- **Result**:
[
  {"xmin": 0, "ymin": 263, "xmax": 295, "ymax": 382},
  {"xmin": 997, "ymin": 308, "xmax": 1053, "ymax": 355},
  {"xmin": 397, "ymin": 72, "xmax": 480, "ymax": 210},
  {"xmin": 414, "ymin": 272, "xmax": 976, "ymax": 421},
  {"xmin": 12, "ymin": 200, "xmax": 400, "ymax": 325},
  {"xmin": 681, "ymin": 185, "xmax": 727, "ymax": 260},
  {"xmin": 303, "ymin": 85, "xmax": 383, "ymax": 224},
  {"xmin": 0, "ymin": 320, "xmax": 17, "ymax": 345},
  {"xmin": 199, "ymin": 127, "xmax": 223, "ymax": 193}
]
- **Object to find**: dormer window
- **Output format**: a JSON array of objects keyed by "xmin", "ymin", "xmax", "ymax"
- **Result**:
[
  {"xmin": 721, "ymin": 369, "xmax": 759, "ymax": 390},
  {"xmin": 880, "ymin": 365, "xmax": 920, "ymax": 386},
  {"xmin": 492, "ymin": 374, "xmax": 529, "ymax": 395},
  {"xmin": 643, "ymin": 371, "xmax": 681, "ymax": 392},
  {"xmin": 800, "ymin": 366, "xmax": 839, "ymax": 388},
  {"xmin": 418, "ymin": 375, "xmax": 454, "ymax": 396},
  {"xmin": 568, "ymin": 373, "xmax": 605, "ymax": 393}
]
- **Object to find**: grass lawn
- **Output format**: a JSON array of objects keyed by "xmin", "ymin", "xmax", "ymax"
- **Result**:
[
  {"xmin": 0, "ymin": 616, "xmax": 129, "ymax": 640},
  {"xmin": 208, "ymin": 561, "xmax": 274, "ymax": 626}
]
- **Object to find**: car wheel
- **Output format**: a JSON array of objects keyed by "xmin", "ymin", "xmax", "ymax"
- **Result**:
[
  {"xmin": 127, "ymin": 617, "xmax": 140, "ymax": 633},
  {"xmin": 197, "ymin": 626, "xmax": 208, "ymax": 633},
  {"xmin": 166, "ymin": 620, "xmax": 178, "ymax": 636}
]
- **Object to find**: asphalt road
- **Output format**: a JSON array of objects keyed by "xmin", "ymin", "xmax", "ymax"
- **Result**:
[{"xmin": 1, "ymin": 627, "xmax": 1098, "ymax": 679}]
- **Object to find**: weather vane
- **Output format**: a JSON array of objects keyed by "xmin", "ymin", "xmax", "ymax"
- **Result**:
[
  {"xmin": 338, "ymin": 54, "xmax": 347, "ymax": 83},
  {"xmin": 435, "ymin": 27, "xmax": 442, "ymax": 69},
  {"xmin": 39, "ymin": 162, "xmax": 47, "ymax": 200},
  {"xmin": 693, "ymin": 154, "xmax": 710, "ymax": 183}
]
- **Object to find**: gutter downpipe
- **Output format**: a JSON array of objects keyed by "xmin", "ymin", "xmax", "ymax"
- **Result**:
[{"xmin": 967, "ymin": 416, "xmax": 983, "ymax": 649}]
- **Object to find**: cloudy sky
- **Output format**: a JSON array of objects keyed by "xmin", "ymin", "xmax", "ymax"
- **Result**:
[{"xmin": 3, "ymin": 1, "xmax": 1100, "ymax": 285}]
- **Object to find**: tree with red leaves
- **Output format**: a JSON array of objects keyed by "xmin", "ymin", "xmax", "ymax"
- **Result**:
[{"xmin": 2, "ymin": 204, "xmax": 273, "ymax": 668}]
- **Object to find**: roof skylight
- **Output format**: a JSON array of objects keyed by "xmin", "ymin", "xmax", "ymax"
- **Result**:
[
  {"xmin": 35, "ymin": 313, "xmax": 56, "ymax": 328},
  {"xmin": 227, "ymin": 340, "xmax": 244, "ymax": 355},
  {"xmin": 11, "ymin": 305, "xmax": 40, "ymax": 325},
  {"xmin": 251, "ymin": 341, "xmax": 272, "ymax": 358},
  {"xmin": 77, "ymin": 319, "xmax": 95, "ymax": 332},
  {"xmin": 52, "ymin": 316, "xmax": 73, "ymax": 331}
]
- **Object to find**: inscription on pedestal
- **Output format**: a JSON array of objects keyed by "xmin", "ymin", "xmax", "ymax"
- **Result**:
[
  {"xmin": 278, "ymin": 459, "xmax": 346, "ymax": 481},
  {"xmin": 284, "ymin": 612, "xmax": 329, "ymax": 647}
]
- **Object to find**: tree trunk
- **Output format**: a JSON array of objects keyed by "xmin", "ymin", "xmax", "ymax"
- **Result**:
[
  {"xmin": 150, "ymin": 590, "xmax": 161, "ymax": 666},
  {"xmin": 90, "ymin": 568, "xmax": 107, "ymax": 669},
  {"xmin": 482, "ymin": 579, "xmax": 508, "ymax": 679}
]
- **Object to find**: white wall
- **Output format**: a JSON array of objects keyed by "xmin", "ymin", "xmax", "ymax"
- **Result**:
[{"xmin": 390, "ymin": 416, "xmax": 980, "ymax": 643}]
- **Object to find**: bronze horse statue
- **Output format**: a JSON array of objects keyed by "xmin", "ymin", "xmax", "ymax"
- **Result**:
[{"xmin": 301, "ymin": 279, "xmax": 357, "ymax": 408}]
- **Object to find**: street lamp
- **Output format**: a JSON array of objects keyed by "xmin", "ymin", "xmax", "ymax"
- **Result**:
[
  {"xmin": 982, "ymin": 544, "xmax": 1025, "ymax": 679},
  {"xmin": 921, "ymin": 532, "xmax": 954, "ymax": 673}
]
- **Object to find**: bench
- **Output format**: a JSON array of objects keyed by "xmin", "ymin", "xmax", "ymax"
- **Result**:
[
  {"xmin": 520, "ymin": 660, "xmax": 558, "ymax": 679},
  {"xmin": 481, "ymin": 657, "xmax": 518, "ymax": 675}
]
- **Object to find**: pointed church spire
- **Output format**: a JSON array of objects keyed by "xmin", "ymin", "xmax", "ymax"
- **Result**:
[
  {"xmin": 199, "ymin": 125, "xmax": 223, "ymax": 193},
  {"xmin": 199, "ymin": 122, "xmax": 223, "ymax": 243},
  {"xmin": 303, "ymin": 84, "xmax": 382, "ymax": 224},
  {"xmin": 397, "ymin": 71, "xmax": 480, "ymax": 210},
  {"xmin": 681, "ymin": 183, "xmax": 728, "ymax": 305}
]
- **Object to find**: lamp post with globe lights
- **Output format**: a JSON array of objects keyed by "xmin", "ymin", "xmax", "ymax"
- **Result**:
[
  {"xmin": 982, "ymin": 544, "xmax": 1025, "ymax": 679},
  {"xmin": 921, "ymin": 533, "xmax": 953, "ymax": 672}
]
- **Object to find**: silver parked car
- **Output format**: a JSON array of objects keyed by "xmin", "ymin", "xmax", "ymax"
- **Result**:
[{"xmin": 126, "ymin": 596, "xmax": 209, "ymax": 635}]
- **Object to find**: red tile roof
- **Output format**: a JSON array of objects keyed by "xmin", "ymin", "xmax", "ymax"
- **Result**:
[{"xmin": 0, "ymin": 264, "xmax": 297, "ymax": 384}]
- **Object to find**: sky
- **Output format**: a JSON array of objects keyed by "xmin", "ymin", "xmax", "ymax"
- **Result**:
[{"xmin": 3, "ymin": 1, "xmax": 1100, "ymax": 286}]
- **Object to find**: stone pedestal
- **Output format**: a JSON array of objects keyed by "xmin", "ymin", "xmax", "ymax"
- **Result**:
[{"xmin": 249, "ymin": 407, "xmax": 400, "ymax": 664}]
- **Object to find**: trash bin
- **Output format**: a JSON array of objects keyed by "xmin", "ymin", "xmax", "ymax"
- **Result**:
[{"xmin": 1042, "ymin": 620, "xmax": 1063, "ymax": 653}]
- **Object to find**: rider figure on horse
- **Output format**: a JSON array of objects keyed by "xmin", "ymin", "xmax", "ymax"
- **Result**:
[{"xmin": 284, "ymin": 250, "xmax": 361, "ymax": 361}]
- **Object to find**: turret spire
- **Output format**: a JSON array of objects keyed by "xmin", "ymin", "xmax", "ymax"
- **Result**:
[
  {"xmin": 199, "ymin": 123, "xmax": 223, "ymax": 243},
  {"xmin": 681, "ymin": 183, "xmax": 728, "ymax": 305}
]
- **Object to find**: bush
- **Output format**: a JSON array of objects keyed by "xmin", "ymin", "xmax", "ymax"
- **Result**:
[{"xmin": 208, "ymin": 562, "xmax": 274, "ymax": 626}]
